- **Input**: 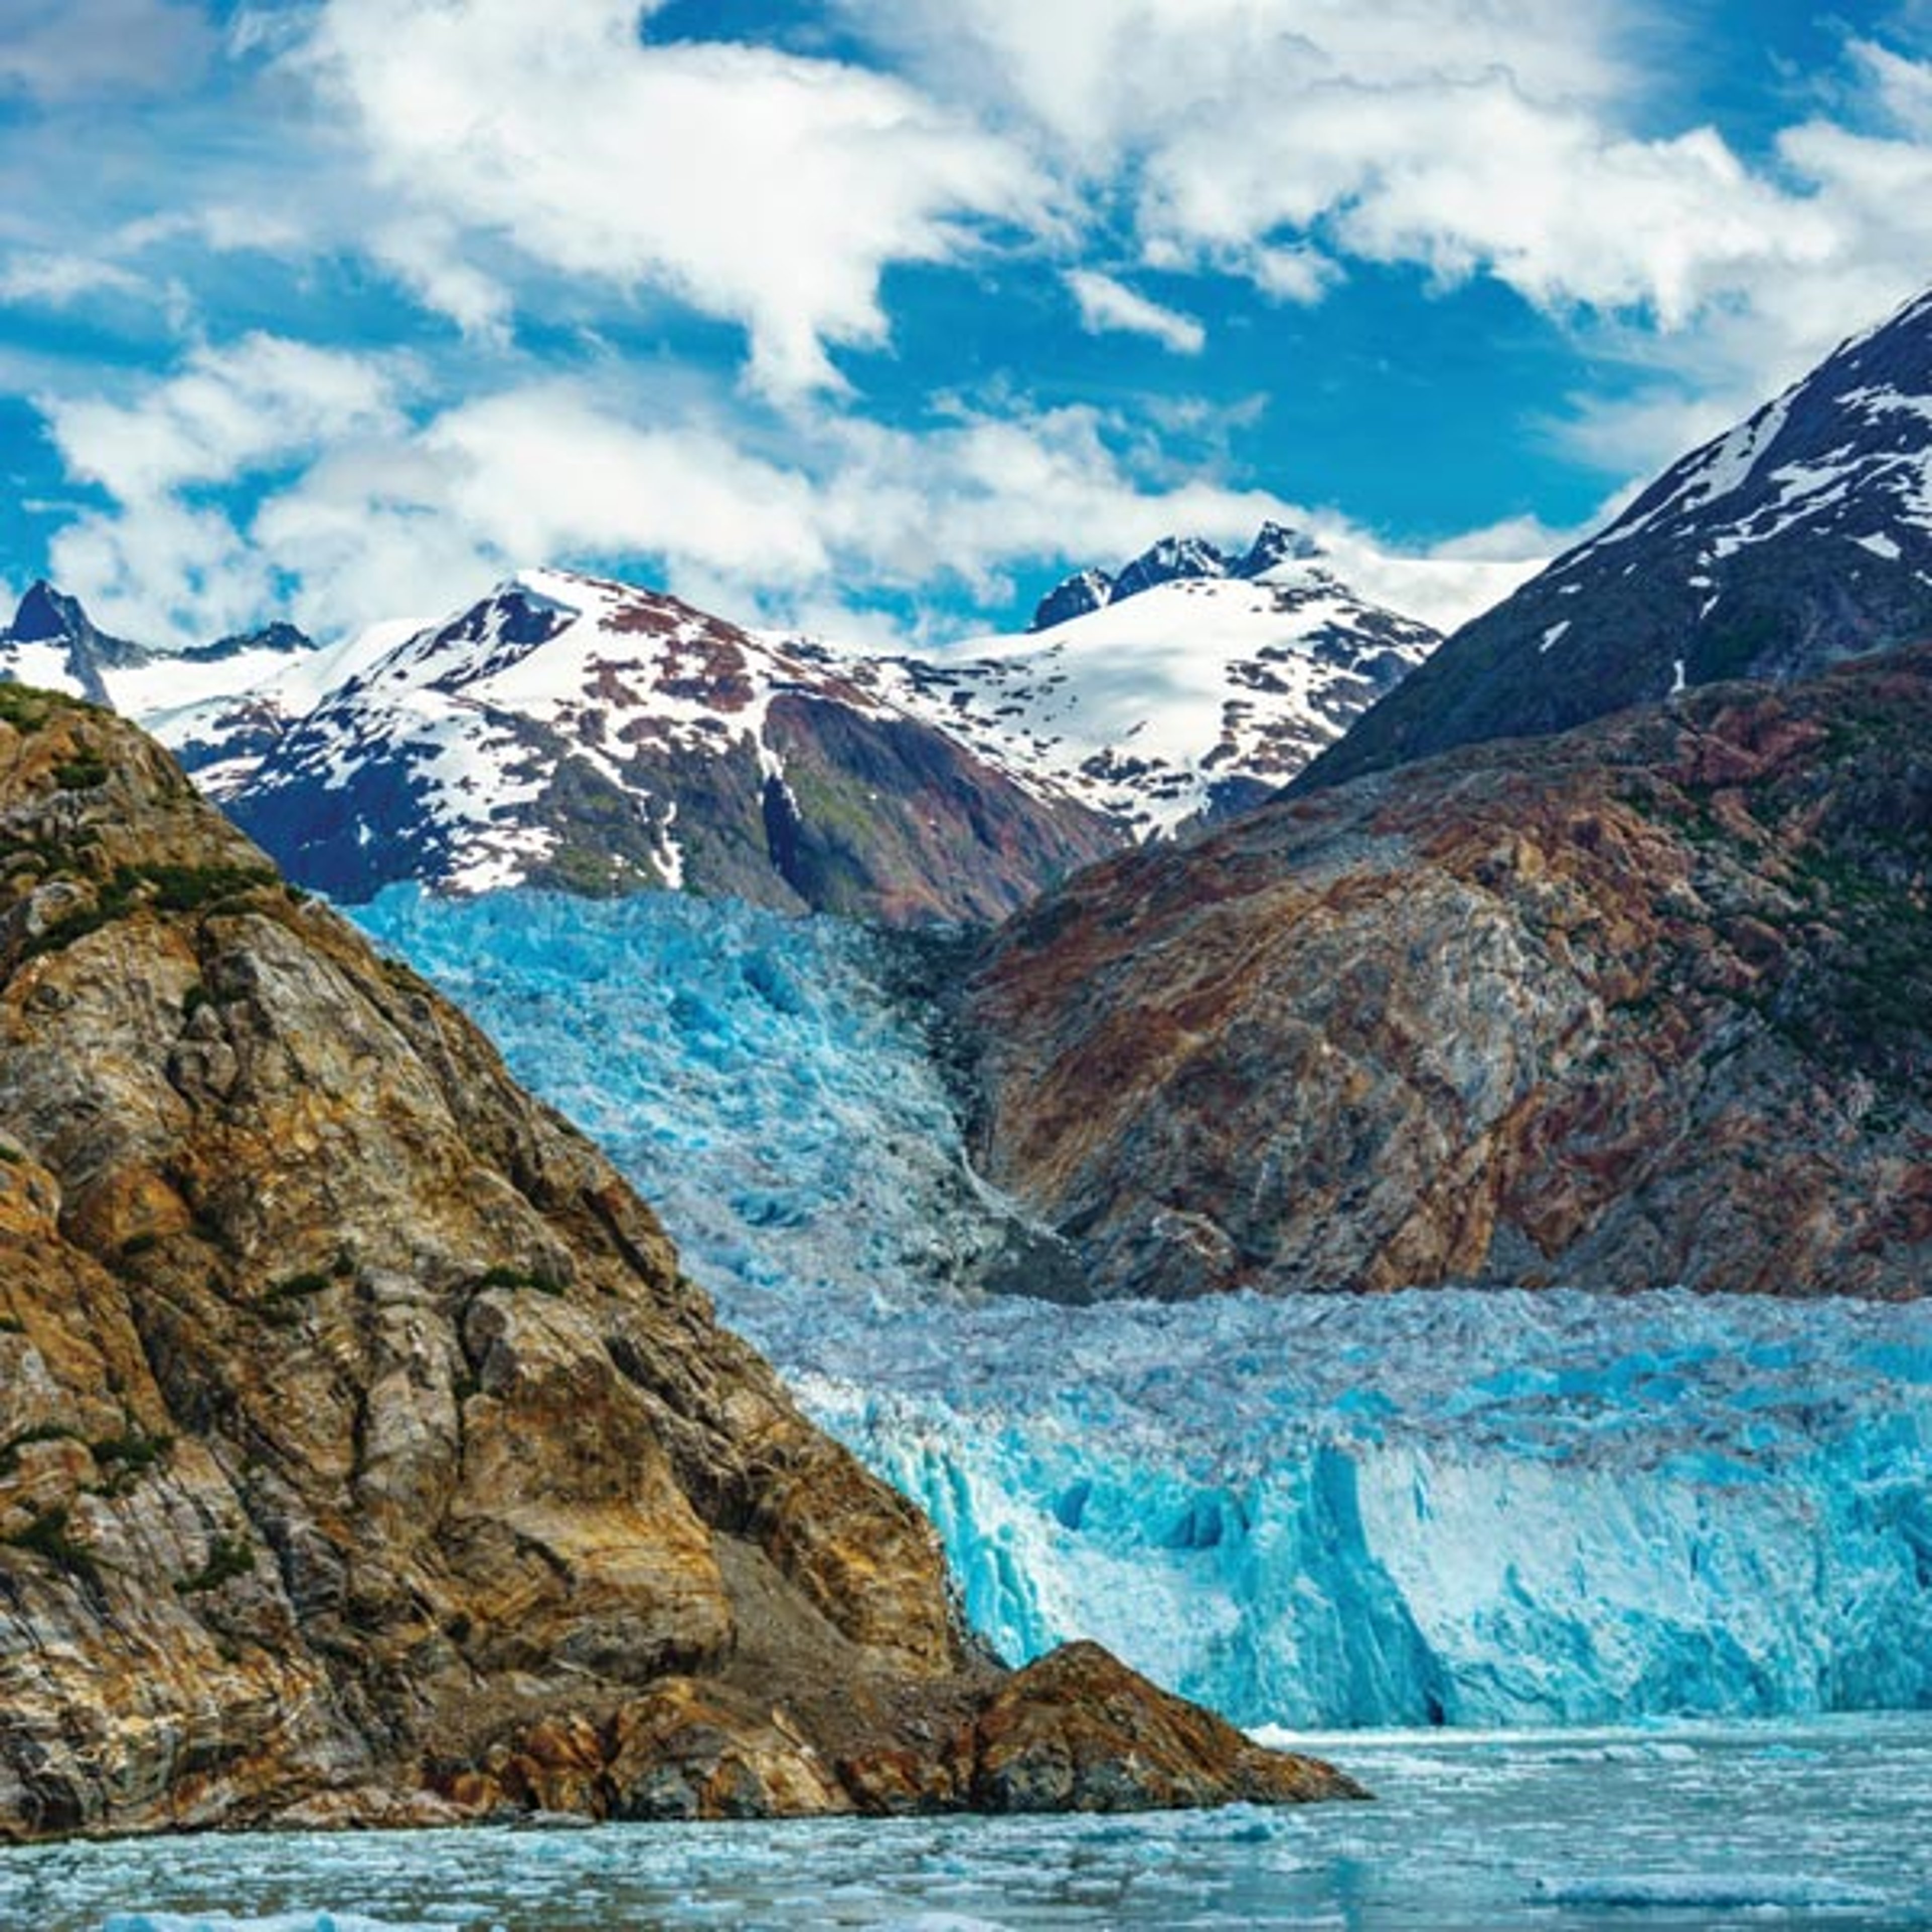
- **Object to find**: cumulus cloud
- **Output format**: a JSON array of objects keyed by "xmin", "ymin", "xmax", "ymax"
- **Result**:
[
  {"xmin": 841, "ymin": 0, "xmax": 1932, "ymax": 443},
  {"xmin": 23, "ymin": 3, "xmax": 1932, "ymax": 649},
  {"xmin": 293, "ymin": 0, "xmax": 1045, "ymax": 396},
  {"xmin": 36, "ymin": 332, "xmax": 1541, "ymax": 648},
  {"xmin": 44, "ymin": 334, "xmax": 404, "ymax": 501},
  {"xmin": 41, "ymin": 335, "xmax": 408, "ymax": 642},
  {"xmin": 1065, "ymin": 269, "xmax": 1205, "ymax": 353},
  {"xmin": 846, "ymin": 0, "xmax": 1637, "ymax": 166}
]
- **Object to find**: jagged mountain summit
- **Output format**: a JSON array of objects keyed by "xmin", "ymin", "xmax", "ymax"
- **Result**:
[
  {"xmin": 18, "ymin": 536, "xmax": 1442, "ymax": 922},
  {"xmin": 1307, "ymin": 286, "xmax": 1932, "ymax": 789},
  {"xmin": 963, "ymin": 646, "xmax": 1932, "ymax": 1301},
  {"xmin": 0, "ymin": 581, "xmax": 330, "ymax": 786},
  {"xmin": 1, "ymin": 581, "xmax": 155, "ymax": 705},
  {"xmin": 847, "ymin": 525, "xmax": 1442, "ymax": 833},
  {"xmin": 221, "ymin": 546, "xmax": 1440, "ymax": 919},
  {"xmin": 1029, "ymin": 522, "xmax": 1323, "ymax": 630},
  {"xmin": 224, "ymin": 569, "xmax": 1120, "ymax": 924},
  {"xmin": 0, "ymin": 681, "xmax": 1359, "ymax": 1836}
]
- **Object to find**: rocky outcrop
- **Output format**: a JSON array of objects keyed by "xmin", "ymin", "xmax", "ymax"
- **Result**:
[
  {"xmin": 0, "ymin": 682, "xmax": 1358, "ymax": 1837},
  {"xmin": 964, "ymin": 647, "xmax": 1932, "ymax": 1300},
  {"xmin": 964, "ymin": 1643, "xmax": 1367, "ymax": 1811}
]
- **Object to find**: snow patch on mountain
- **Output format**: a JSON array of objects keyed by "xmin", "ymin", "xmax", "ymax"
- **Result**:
[
  {"xmin": 845, "ymin": 530, "xmax": 1441, "ymax": 834},
  {"xmin": 229, "ymin": 570, "xmax": 1122, "ymax": 919}
]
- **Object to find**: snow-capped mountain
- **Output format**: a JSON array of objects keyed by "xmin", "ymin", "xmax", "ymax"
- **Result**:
[
  {"xmin": 14, "ymin": 527, "xmax": 1442, "ymax": 919},
  {"xmin": 1308, "ymin": 285, "xmax": 1932, "ymax": 788},
  {"xmin": 149, "ymin": 619, "xmax": 423, "ymax": 797},
  {"xmin": 847, "ymin": 525, "xmax": 1441, "ymax": 831},
  {"xmin": 1, "ymin": 581, "xmax": 156, "ymax": 703},
  {"xmin": 224, "ymin": 568, "xmax": 1120, "ymax": 924},
  {"xmin": 0, "ymin": 581, "xmax": 329, "ymax": 779}
]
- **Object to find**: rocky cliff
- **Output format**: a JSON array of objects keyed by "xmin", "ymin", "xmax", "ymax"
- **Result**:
[
  {"xmin": 965, "ymin": 648, "xmax": 1932, "ymax": 1300},
  {"xmin": 0, "ymin": 683, "xmax": 1359, "ymax": 1838}
]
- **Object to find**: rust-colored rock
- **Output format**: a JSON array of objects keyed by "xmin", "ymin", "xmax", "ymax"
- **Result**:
[
  {"xmin": 965, "ymin": 647, "xmax": 1932, "ymax": 1300},
  {"xmin": 0, "ymin": 684, "xmax": 1358, "ymax": 1836}
]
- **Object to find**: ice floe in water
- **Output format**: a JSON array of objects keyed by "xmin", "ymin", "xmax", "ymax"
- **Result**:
[{"xmin": 353, "ymin": 887, "xmax": 1932, "ymax": 1730}]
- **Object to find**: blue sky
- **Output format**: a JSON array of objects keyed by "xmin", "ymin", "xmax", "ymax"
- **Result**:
[{"xmin": 3, "ymin": 1, "xmax": 1932, "ymax": 648}]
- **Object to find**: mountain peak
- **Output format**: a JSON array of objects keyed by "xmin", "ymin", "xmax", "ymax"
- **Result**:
[
  {"xmin": 1029, "ymin": 568, "xmax": 1115, "ymax": 632},
  {"xmin": 1303, "ymin": 281, "xmax": 1932, "ymax": 790},
  {"xmin": 1, "ymin": 580, "xmax": 151, "ymax": 702},
  {"xmin": 1112, "ymin": 534, "xmax": 1231, "ymax": 601},
  {"xmin": 1028, "ymin": 524, "xmax": 1331, "ymax": 632},
  {"xmin": 1235, "ymin": 521, "xmax": 1324, "ymax": 578},
  {"xmin": 7, "ymin": 579, "xmax": 87, "ymax": 645}
]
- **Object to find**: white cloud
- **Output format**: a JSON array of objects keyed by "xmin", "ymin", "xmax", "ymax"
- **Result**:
[
  {"xmin": 29, "ymin": 10, "xmax": 1932, "ymax": 654},
  {"xmin": 0, "ymin": 253, "xmax": 145, "ymax": 308},
  {"xmin": 293, "ymin": 0, "xmax": 1046, "ymax": 397},
  {"xmin": 40, "ymin": 343, "xmax": 1429, "ymax": 646},
  {"xmin": 841, "ymin": 0, "xmax": 1932, "ymax": 464},
  {"xmin": 43, "ymin": 334, "xmax": 404, "ymax": 501},
  {"xmin": 49, "ymin": 496, "xmax": 284, "ymax": 652},
  {"xmin": 40, "ymin": 336, "xmax": 408, "ymax": 644},
  {"xmin": 1317, "ymin": 539, "xmax": 1543, "ymax": 636},
  {"xmin": 419, "ymin": 389, "xmax": 833, "ymax": 582},
  {"xmin": 116, "ymin": 205, "xmax": 309, "ymax": 258},
  {"xmin": 365, "ymin": 218, "xmax": 515, "ymax": 344},
  {"xmin": 846, "ymin": 0, "xmax": 1638, "ymax": 167},
  {"xmin": 1065, "ymin": 269, "xmax": 1205, "ymax": 354}
]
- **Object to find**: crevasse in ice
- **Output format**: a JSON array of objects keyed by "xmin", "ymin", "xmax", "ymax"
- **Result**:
[{"xmin": 352, "ymin": 886, "xmax": 1932, "ymax": 1728}]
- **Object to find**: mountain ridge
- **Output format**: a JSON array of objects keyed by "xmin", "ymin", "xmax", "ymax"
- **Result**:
[
  {"xmin": 1303, "ymin": 287, "xmax": 1932, "ymax": 790},
  {"xmin": 5, "ymin": 538, "xmax": 1444, "ymax": 923}
]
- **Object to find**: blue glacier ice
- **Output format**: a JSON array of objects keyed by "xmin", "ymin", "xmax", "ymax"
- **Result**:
[{"xmin": 352, "ymin": 886, "xmax": 1932, "ymax": 1731}]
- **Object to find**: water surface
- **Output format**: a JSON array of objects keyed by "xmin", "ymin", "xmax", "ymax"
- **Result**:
[{"xmin": 10, "ymin": 1715, "xmax": 1931, "ymax": 1930}]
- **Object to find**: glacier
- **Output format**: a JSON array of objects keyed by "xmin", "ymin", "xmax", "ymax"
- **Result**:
[{"xmin": 352, "ymin": 886, "xmax": 1932, "ymax": 1730}]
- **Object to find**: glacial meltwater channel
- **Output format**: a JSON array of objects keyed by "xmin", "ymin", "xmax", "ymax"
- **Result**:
[{"xmin": 10, "ymin": 1715, "xmax": 1932, "ymax": 1928}]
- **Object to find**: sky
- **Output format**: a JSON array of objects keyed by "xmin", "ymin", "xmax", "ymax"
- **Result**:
[{"xmin": 3, "ymin": 1, "xmax": 1932, "ymax": 651}]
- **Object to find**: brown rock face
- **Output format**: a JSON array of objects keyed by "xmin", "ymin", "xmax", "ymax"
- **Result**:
[
  {"xmin": 967, "ymin": 1644, "xmax": 1370, "ymax": 1812},
  {"xmin": 0, "ymin": 683, "xmax": 1356, "ymax": 1836},
  {"xmin": 965, "ymin": 647, "xmax": 1932, "ymax": 1300}
]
